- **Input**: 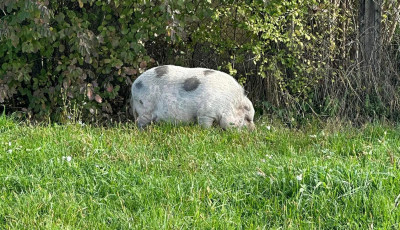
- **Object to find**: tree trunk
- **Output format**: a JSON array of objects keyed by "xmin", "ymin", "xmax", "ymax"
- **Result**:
[{"xmin": 359, "ymin": 0, "xmax": 382, "ymax": 71}]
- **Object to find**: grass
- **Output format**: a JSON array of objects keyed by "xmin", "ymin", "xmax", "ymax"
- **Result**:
[{"xmin": 1, "ymin": 114, "xmax": 400, "ymax": 229}]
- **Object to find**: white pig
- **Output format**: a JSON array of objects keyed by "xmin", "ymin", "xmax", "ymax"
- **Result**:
[{"xmin": 130, "ymin": 65, "xmax": 255, "ymax": 130}]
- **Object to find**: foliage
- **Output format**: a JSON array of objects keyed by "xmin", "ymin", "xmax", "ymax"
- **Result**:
[
  {"xmin": 0, "ymin": 0, "xmax": 164, "ymax": 121},
  {"xmin": 1, "ymin": 0, "xmax": 400, "ymax": 122}
]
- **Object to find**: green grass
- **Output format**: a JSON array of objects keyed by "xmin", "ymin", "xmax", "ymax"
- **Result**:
[{"xmin": 1, "ymin": 115, "xmax": 400, "ymax": 229}]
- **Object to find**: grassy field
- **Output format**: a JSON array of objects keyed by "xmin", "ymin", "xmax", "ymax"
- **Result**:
[{"xmin": 1, "ymin": 115, "xmax": 400, "ymax": 229}]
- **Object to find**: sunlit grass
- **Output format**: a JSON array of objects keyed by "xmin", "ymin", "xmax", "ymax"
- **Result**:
[{"xmin": 1, "ymin": 115, "xmax": 400, "ymax": 229}]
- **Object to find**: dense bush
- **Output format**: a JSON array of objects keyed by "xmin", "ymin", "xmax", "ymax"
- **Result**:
[
  {"xmin": 0, "ymin": 0, "xmax": 165, "ymax": 121},
  {"xmin": 1, "ymin": 0, "xmax": 400, "ymax": 123}
]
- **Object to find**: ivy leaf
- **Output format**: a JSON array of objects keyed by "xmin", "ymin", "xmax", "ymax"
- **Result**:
[
  {"xmin": 113, "ymin": 59, "xmax": 123, "ymax": 69},
  {"xmin": 95, "ymin": 94, "xmax": 102, "ymax": 103},
  {"xmin": 106, "ymin": 84, "xmax": 113, "ymax": 92},
  {"xmin": 123, "ymin": 67, "xmax": 137, "ymax": 75},
  {"xmin": 59, "ymin": 44, "xmax": 65, "ymax": 52},
  {"xmin": 139, "ymin": 61, "xmax": 147, "ymax": 69},
  {"xmin": 10, "ymin": 33, "xmax": 19, "ymax": 47},
  {"xmin": 87, "ymin": 87, "xmax": 94, "ymax": 100}
]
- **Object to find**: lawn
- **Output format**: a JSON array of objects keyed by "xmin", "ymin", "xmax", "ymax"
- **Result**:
[{"xmin": 1, "ymin": 115, "xmax": 400, "ymax": 229}]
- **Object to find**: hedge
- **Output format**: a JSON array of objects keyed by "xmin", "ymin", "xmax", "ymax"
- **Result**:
[{"xmin": 1, "ymin": 0, "xmax": 400, "ymax": 123}]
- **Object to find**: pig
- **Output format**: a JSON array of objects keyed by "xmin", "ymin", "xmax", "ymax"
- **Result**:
[{"xmin": 130, "ymin": 65, "xmax": 255, "ymax": 130}]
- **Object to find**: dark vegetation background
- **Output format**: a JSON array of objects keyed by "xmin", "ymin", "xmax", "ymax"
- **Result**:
[{"xmin": 1, "ymin": 0, "xmax": 399, "ymax": 125}]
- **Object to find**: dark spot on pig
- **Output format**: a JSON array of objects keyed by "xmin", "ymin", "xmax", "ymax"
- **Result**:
[
  {"xmin": 204, "ymin": 70, "xmax": 215, "ymax": 76},
  {"xmin": 135, "ymin": 81, "xmax": 143, "ymax": 89},
  {"xmin": 139, "ymin": 100, "xmax": 143, "ymax": 105},
  {"xmin": 155, "ymin": 66, "xmax": 169, "ymax": 77},
  {"xmin": 183, "ymin": 77, "xmax": 200, "ymax": 91}
]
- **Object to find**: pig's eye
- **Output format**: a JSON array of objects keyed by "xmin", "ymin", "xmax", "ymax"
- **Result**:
[{"xmin": 245, "ymin": 116, "xmax": 251, "ymax": 122}]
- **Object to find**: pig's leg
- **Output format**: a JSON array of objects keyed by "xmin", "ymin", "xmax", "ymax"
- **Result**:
[
  {"xmin": 197, "ymin": 115, "xmax": 215, "ymax": 128},
  {"xmin": 137, "ymin": 113, "xmax": 153, "ymax": 129}
]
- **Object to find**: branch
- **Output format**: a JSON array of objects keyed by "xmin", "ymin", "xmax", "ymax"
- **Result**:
[{"xmin": 385, "ymin": 1, "xmax": 400, "ymax": 45}]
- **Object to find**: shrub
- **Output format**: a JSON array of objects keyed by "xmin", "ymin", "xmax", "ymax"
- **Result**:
[
  {"xmin": 1, "ymin": 0, "xmax": 400, "ymax": 123},
  {"xmin": 0, "ymin": 0, "xmax": 164, "ymax": 121}
]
